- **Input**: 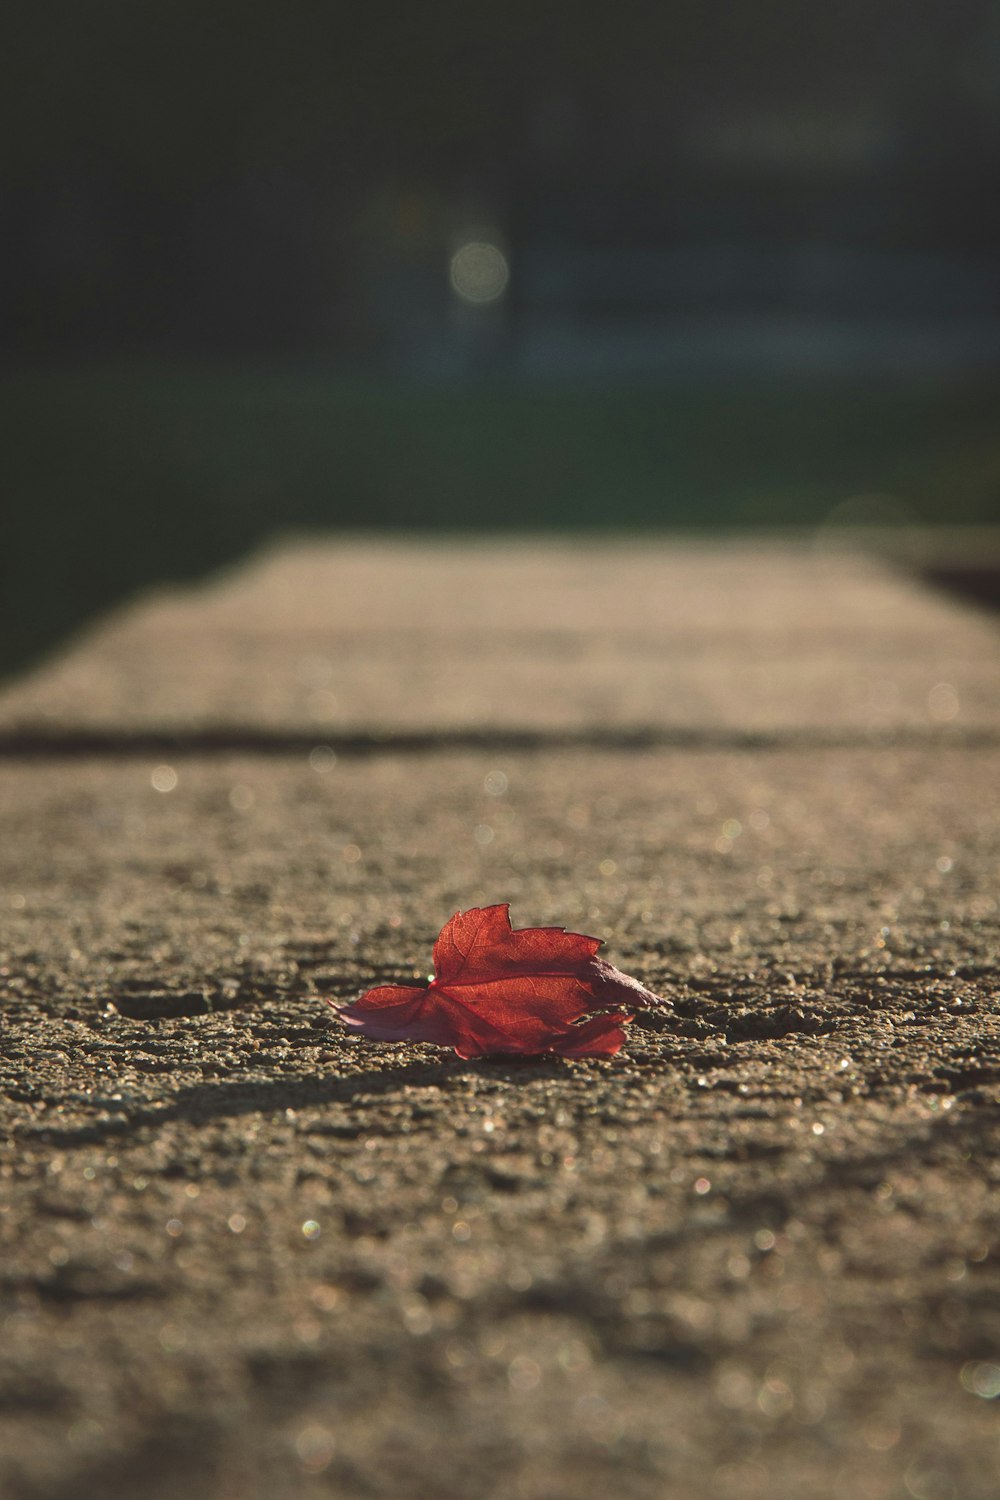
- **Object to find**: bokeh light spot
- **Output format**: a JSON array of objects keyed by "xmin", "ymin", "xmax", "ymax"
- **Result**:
[
  {"xmin": 151, "ymin": 765, "xmax": 178, "ymax": 793},
  {"xmin": 449, "ymin": 240, "xmax": 509, "ymax": 304}
]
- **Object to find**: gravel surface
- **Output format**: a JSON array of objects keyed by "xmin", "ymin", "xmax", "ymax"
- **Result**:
[{"xmin": 1, "ymin": 539, "xmax": 998, "ymax": 1500}]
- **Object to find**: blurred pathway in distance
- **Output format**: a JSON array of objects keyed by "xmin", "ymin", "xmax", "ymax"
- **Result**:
[{"xmin": 0, "ymin": 536, "xmax": 998, "ymax": 739}]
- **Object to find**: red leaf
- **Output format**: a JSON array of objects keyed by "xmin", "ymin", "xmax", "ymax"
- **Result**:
[{"xmin": 332, "ymin": 904, "xmax": 665, "ymax": 1059}]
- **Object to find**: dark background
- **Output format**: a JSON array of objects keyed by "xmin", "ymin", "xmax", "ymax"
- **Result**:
[{"xmin": 2, "ymin": 0, "xmax": 999, "ymax": 676}]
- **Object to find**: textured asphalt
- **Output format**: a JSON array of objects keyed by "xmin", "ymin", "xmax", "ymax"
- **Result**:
[{"xmin": 1, "ymin": 537, "xmax": 998, "ymax": 1500}]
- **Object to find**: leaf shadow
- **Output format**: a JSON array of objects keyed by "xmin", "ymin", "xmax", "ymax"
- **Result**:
[{"xmin": 18, "ymin": 1053, "xmax": 583, "ymax": 1147}]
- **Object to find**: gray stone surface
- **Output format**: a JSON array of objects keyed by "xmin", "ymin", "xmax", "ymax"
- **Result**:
[{"xmin": 1, "ymin": 538, "xmax": 998, "ymax": 1500}]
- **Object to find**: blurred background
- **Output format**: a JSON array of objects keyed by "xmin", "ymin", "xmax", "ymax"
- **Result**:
[{"xmin": 2, "ymin": 0, "xmax": 999, "ymax": 678}]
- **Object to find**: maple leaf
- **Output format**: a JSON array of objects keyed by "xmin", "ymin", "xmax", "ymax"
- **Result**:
[{"xmin": 331, "ymin": 904, "xmax": 665, "ymax": 1059}]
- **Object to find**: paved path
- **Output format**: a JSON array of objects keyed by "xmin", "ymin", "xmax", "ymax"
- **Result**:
[{"xmin": 1, "ymin": 538, "xmax": 998, "ymax": 1500}]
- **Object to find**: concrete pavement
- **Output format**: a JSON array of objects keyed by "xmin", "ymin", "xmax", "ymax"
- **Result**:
[{"xmin": 1, "ymin": 537, "xmax": 998, "ymax": 1500}]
